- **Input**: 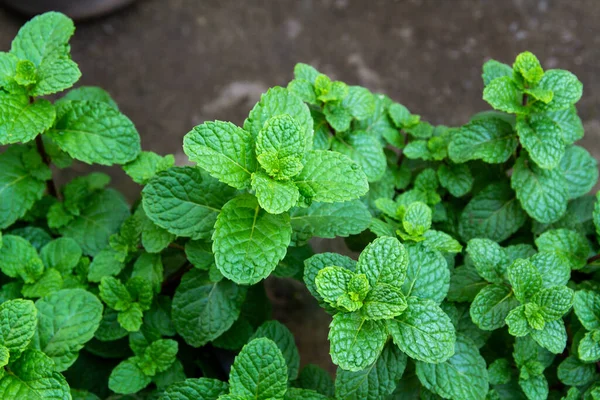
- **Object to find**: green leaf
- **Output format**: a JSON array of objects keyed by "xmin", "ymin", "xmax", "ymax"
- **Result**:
[
  {"xmin": 529, "ymin": 252, "xmax": 570, "ymax": 288},
  {"xmin": 123, "ymin": 151, "xmax": 175, "ymax": 185},
  {"xmin": 470, "ymin": 284, "xmax": 518, "ymax": 330},
  {"xmin": 402, "ymin": 202, "xmax": 431, "ymax": 237},
  {"xmin": 213, "ymin": 195, "xmax": 291, "ymax": 285},
  {"xmin": 448, "ymin": 117, "xmax": 518, "ymax": 164},
  {"xmin": 467, "ymin": 238, "xmax": 509, "ymax": 284},
  {"xmin": 573, "ymin": 290, "xmax": 600, "ymax": 331},
  {"xmin": 59, "ymin": 188, "xmax": 130, "ymax": 256},
  {"xmin": 578, "ymin": 331, "xmax": 600, "ymax": 362},
  {"xmin": 533, "ymin": 69, "xmax": 583, "ymax": 111},
  {"xmin": 532, "ymin": 286, "xmax": 573, "ymax": 321},
  {"xmin": 250, "ymin": 320, "xmax": 300, "ymax": 380},
  {"xmin": 183, "ymin": 121, "xmax": 256, "ymax": 189},
  {"xmin": 386, "ymin": 297, "xmax": 456, "ymax": 363},
  {"xmin": 293, "ymin": 63, "xmax": 320, "ymax": 82},
  {"xmin": 172, "ymin": 269, "xmax": 246, "ymax": 347},
  {"xmin": 21, "ymin": 268, "xmax": 63, "ymax": 298},
  {"xmin": 362, "ymin": 283, "xmax": 407, "ymax": 320},
  {"xmin": 256, "ymin": 114, "xmax": 305, "ymax": 162},
  {"xmin": 557, "ymin": 355, "xmax": 597, "ymax": 386},
  {"xmin": 516, "ymin": 115, "xmax": 564, "ymax": 169},
  {"xmin": 34, "ymin": 289, "xmax": 103, "ymax": 371},
  {"xmin": 416, "ymin": 335, "xmax": 488, "ymax": 400},
  {"xmin": 118, "ymin": 303, "xmax": 144, "ymax": 332},
  {"xmin": 40, "ymin": 237, "xmax": 81, "ymax": 275},
  {"xmin": 482, "ymin": 59, "xmax": 512, "ymax": 85},
  {"xmin": 229, "ymin": 338, "xmax": 288, "ymax": 400},
  {"xmin": 31, "ymin": 57, "xmax": 81, "ymax": 96},
  {"xmin": 288, "ymin": 79, "xmax": 317, "ymax": 104},
  {"xmin": 356, "ymin": 237, "xmax": 408, "ymax": 288},
  {"xmin": 251, "ymin": 172, "xmax": 299, "ymax": 214},
  {"xmin": 60, "ymin": 86, "xmax": 118, "ymax": 109},
  {"xmin": 328, "ymin": 312, "xmax": 387, "ymax": 372},
  {"xmin": 402, "ymin": 243, "xmax": 449, "ymax": 304},
  {"xmin": 99, "ymin": 277, "xmax": 131, "ymax": 311},
  {"xmin": 483, "ymin": 76, "xmax": 527, "ymax": 114},
  {"xmin": 0, "ymin": 235, "xmax": 44, "ymax": 283},
  {"xmin": 558, "ymin": 145, "xmax": 598, "ymax": 199},
  {"xmin": 294, "ymin": 364, "xmax": 335, "ymax": 397},
  {"xmin": 334, "ymin": 342, "xmax": 407, "ymax": 400},
  {"xmin": 519, "ymin": 373, "xmax": 548, "ymax": 400},
  {"xmin": 315, "ymin": 266, "xmax": 360, "ymax": 311},
  {"xmin": 354, "ymin": 95, "xmax": 397, "ymax": 141},
  {"xmin": 342, "ymin": 86, "xmax": 375, "ymax": 120},
  {"xmin": 109, "ymin": 357, "xmax": 151, "ymax": 394},
  {"xmin": 0, "ymin": 299, "xmax": 37, "ymax": 355},
  {"xmin": 0, "ymin": 349, "xmax": 70, "ymax": 399},
  {"xmin": 437, "ymin": 163, "xmax": 473, "ymax": 197},
  {"xmin": 331, "ymin": 132, "xmax": 386, "ymax": 182},
  {"xmin": 545, "ymin": 106, "xmax": 584, "ymax": 145},
  {"xmin": 507, "ymin": 259, "xmax": 542, "ymax": 303},
  {"xmin": 535, "ymin": 229, "xmax": 590, "ymax": 270},
  {"xmin": 303, "ymin": 252, "xmax": 356, "ymax": 309},
  {"xmin": 290, "ymin": 200, "xmax": 371, "ymax": 242},
  {"xmin": 47, "ymin": 100, "xmax": 140, "ymax": 165},
  {"xmin": 87, "ymin": 248, "xmax": 125, "ymax": 282},
  {"xmin": 422, "ymin": 230, "xmax": 462, "ymax": 253},
  {"xmin": 244, "ymin": 87, "xmax": 313, "ymax": 152},
  {"xmin": 294, "ymin": 150, "xmax": 368, "ymax": 203},
  {"xmin": 458, "ymin": 182, "xmax": 527, "ymax": 242},
  {"xmin": 0, "ymin": 147, "xmax": 50, "ymax": 229},
  {"xmin": 159, "ymin": 377, "xmax": 229, "ymax": 400},
  {"xmin": 513, "ymin": 51, "xmax": 544, "ymax": 85},
  {"xmin": 0, "ymin": 52, "xmax": 17, "ymax": 88},
  {"xmin": 138, "ymin": 338, "xmax": 178, "ymax": 376},
  {"xmin": 132, "ymin": 252, "xmax": 164, "ymax": 293},
  {"xmin": 447, "ymin": 265, "xmax": 487, "ymax": 303},
  {"xmin": 142, "ymin": 166, "xmax": 236, "ymax": 240},
  {"xmin": 530, "ymin": 319, "xmax": 567, "ymax": 354},
  {"xmin": 511, "ymin": 154, "xmax": 568, "ymax": 223},
  {"xmin": 0, "ymin": 90, "xmax": 55, "ymax": 144},
  {"xmin": 283, "ymin": 388, "xmax": 330, "ymax": 400},
  {"xmin": 488, "ymin": 358, "xmax": 512, "ymax": 385}
]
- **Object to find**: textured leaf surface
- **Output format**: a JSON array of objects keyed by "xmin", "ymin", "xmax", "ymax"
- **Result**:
[
  {"xmin": 402, "ymin": 243, "xmax": 449, "ymax": 304},
  {"xmin": 172, "ymin": 269, "xmax": 246, "ymax": 347},
  {"xmin": 557, "ymin": 355, "xmax": 597, "ymax": 386},
  {"xmin": 467, "ymin": 238, "xmax": 509, "ymax": 284},
  {"xmin": 530, "ymin": 319, "xmax": 567, "ymax": 354},
  {"xmin": 47, "ymin": 101, "xmax": 140, "ymax": 165},
  {"xmin": 362, "ymin": 283, "xmax": 407, "ymax": 320},
  {"xmin": 122, "ymin": 151, "xmax": 174, "ymax": 185},
  {"xmin": 507, "ymin": 259, "xmax": 542, "ymax": 303},
  {"xmin": 40, "ymin": 237, "xmax": 81, "ymax": 275},
  {"xmin": 356, "ymin": 237, "xmax": 408, "ymax": 288},
  {"xmin": 158, "ymin": 377, "xmax": 229, "ymax": 400},
  {"xmin": 0, "ymin": 299, "xmax": 37, "ymax": 355},
  {"xmin": 482, "ymin": 60, "xmax": 512, "ymax": 85},
  {"xmin": 573, "ymin": 290, "xmax": 600, "ymax": 331},
  {"xmin": 331, "ymin": 132, "xmax": 386, "ymax": 182},
  {"xmin": 213, "ymin": 195, "xmax": 291, "ymax": 284},
  {"xmin": 437, "ymin": 163, "xmax": 473, "ymax": 197},
  {"xmin": 516, "ymin": 115, "xmax": 564, "ymax": 169},
  {"xmin": 142, "ymin": 167, "xmax": 235, "ymax": 240},
  {"xmin": 328, "ymin": 312, "xmax": 387, "ymax": 371},
  {"xmin": 449, "ymin": 117, "xmax": 517, "ymax": 164},
  {"xmin": 416, "ymin": 335, "xmax": 488, "ymax": 400},
  {"xmin": 534, "ymin": 69, "xmax": 583, "ymax": 111},
  {"xmin": 250, "ymin": 321, "xmax": 300, "ymax": 380},
  {"xmin": 229, "ymin": 338, "xmax": 288, "ymax": 400},
  {"xmin": 535, "ymin": 229, "xmax": 590, "ymax": 270},
  {"xmin": 109, "ymin": 357, "xmax": 151, "ymax": 394},
  {"xmin": 251, "ymin": 172, "xmax": 299, "ymax": 214},
  {"xmin": 386, "ymin": 297, "xmax": 456, "ymax": 363},
  {"xmin": 578, "ymin": 331, "xmax": 600, "ymax": 362},
  {"xmin": 0, "ymin": 234, "xmax": 44, "ymax": 283},
  {"xmin": 482, "ymin": 76, "xmax": 527, "ymax": 113},
  {"xmin": 558, "ymin": 145, "xmax": 598, "ymax": 199},
  {"xmin": 184, "ymin": 121, "xmax": 256, "ymax": 189},
  {"xmin": 0, "ymin": 90, "xmax": 55, "ymax": 144},
  {"xmin": 35, "ymin": 289, "xmax": 103, "ymax": 371},
  {"xmin": 303, "ymin": 253, "xmax": 356, "ymax": 309},
  {"xmin": 470, "ymin": 284, "xmax": 518, "ymax": 330}
]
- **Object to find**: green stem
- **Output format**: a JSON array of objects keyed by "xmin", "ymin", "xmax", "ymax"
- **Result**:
[{"xmin": 35, "ymin": 134, "xmax": 60, "ymax": 200}]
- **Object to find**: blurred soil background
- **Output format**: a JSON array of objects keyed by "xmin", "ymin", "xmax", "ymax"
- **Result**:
[{"xmin": 1, "ymin": 0, "xmax": 599, "ymax": 374}]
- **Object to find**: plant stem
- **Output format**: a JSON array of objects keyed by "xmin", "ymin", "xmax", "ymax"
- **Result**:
[
  {"xmin": 35, "ymin": 135, "xmax": 61, "ymax": 200},
  {"xmin": 587, "ymin": 254, "xmax": 600, "ymax": 264}
]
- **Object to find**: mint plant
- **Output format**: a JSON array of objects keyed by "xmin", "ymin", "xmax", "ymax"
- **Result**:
[{"xmin": 1, "ymin": 11, "xmax": 600, "ymax": 400}]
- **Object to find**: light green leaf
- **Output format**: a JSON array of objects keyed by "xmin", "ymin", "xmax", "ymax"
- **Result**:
[
  {"xmin": 117, "ymin": 303, "xmax": 144, "ymax": 332},
  {"xmin": 416, "ymin": 335, "xmax": 488, "ymax": 400},
  {"xmin": 0, "ymin": 90, "xmax": 55, "ymax": 144},
  {"xmin": 470, "ymin": 284, "xmax": 518, "ymax": 330},
  {"xmin": 303, "ymin": 252, "xmax": 356, "ymax": 309},
  {"xmin": 35, "ymin": 289, "xmax": 103, "ymax": 371},
  {"xmin": 334, "ymin": 342, "xmax": 407, "ymax": 400},
  {"xmin": 329, "ymin": 312, "xmax": 387, "ymax": 372},
  {"xmin": 109, "ymin": 357, "xmax": 151, "ymax": 394},
  {"xmin": 578, "ymin": 331, "xmax": 600, "ymax": 362},
  {"xmin": 529, "ymin": 252, "xmax": 570, "ymax": 288},
  {"xmin": 251, "ymin": 172, "xmax": 299, "ymax": 214},
  {"xmin": 437, "ymin": 163, "xmax": 473, "ymax": 197},
  {"xmin": 507, "ymin": 259, "xmax": 542, "ymax": 303},
  {"xmin": 447, "ymin": 265, "xmax": 487, "ymax": 303},
  {"xmin": 545, "ymin": 106, "xmax": 584, "ymax": 145},
  {"xmin": 422, "ymin": 230, "xmax": 462, "ymax": 253},
  {"xmin": 448, "ymin": 117, "xmax": 518, "ymax": 164},
  {"xmin": 40, "ymin": 237, "xmax": 81, "ymax": 275},
  {"xmin": 354, "ymin": 94, "xmax": 397, "ymax": 141},
  {"xmin": 535, "ymin": 228, "xmax": 590, "ymax": 270},
  {"xmin": 315, "ymin": 266, "xmax": 359, "ymax": 311},
  {"xmin": 293, "ymin": 63, "xmax": 320, "ymax": 82},
  {"xmin": 60, "ymin": 86, "xmax": 118, "ymax": 109},
  {"xmin": 184, "ymin": 121, "xmax": 256, "ymax": 189},
  {"xmin": 59, "ymin": 188, "xmax": 130, "ymax": 256},
  {"xmin": 0, "ymin": 299, "xmax": 37, "ymax": 355},
  {"xmin": 533, "ymin": 69, "xmax": 583, "ymax": 111},
  {"xmin": 0, "ymin": 52, "xmax": 17, "ymax": 88},
  {"xmin": 482, "ymin": 59, "xmax": 513, "ymax": 85},
  {"xmin": 530, "ymin": 319, "xmax": 567, "ymax": 354},
  {"xmin": 137, "ymin": 207, "xmax": 175, "ymax": 253},
  {"xmin": 558, "ymin": 145, "xmax": 598, "ymax": 199},
  {"xmin": 466, "ymin": 238, "xmax": 509, "ymax": 284},
  {"xmin": 213, "ymin": 195, "xmax": 291, "ymax": 285},
  {"xmin": 483, "ymin": 76, "xmax": 527, "ymax": 114},
  {"xmin": 0, "ymin": 349, "xmax": 70, "ymax": 399},
  {"xmin": 513, "ymin": 51, "xmax": 544, "ymax": 85},
  {"xmin": 516, "ymin": 115, "xmax": 564, "ymax": 169},
  {"xmin": 342, "ymin": 86, "xmax": 375, "ymax": 120},
  {"xmin": 519, "ymin": 374, "xmax": 548, "ymax": 400},
  {"xmin": 458, "ymin": 182, "xmax": 527, "ymax": 242},
  {"xmin": 47, "ymin": 100, "xmax": 140, "ymax": 165},
  {"xmin": 0, "ymin": 234, "xmax": 44, "ymax": 283},
  {"xmin": 557, "ymin": 355, "xmax": 597, "ymax": 386},
  {"xmin": 573, "ymin": 290, "xmax": 600, "ymax": 331},
  {"xmin": 142, "ymin": 166, "xmax": 236, "ymax": 240},
  {"xmin": 511, "ymin": 154, "xmax": 568, "ymax": 223},
  {"xmin": 505, "ymin": 305, "xmax": 531, "ymax": 336},
  {"xmin": 257, "ymin": 114, "xmax": 305, "ymax": 160},
  {"xmin": 402, "ymin": 243, "xmax": 449, "ymax": 304},
  {"xmin": 123, "ymin": 151, "xmax": 175, "ymax": 185},
  {"xmin": 158, "ymin": 377, "xmax": 229, "ymax": 400},
  {"xmin": 21, "ymin": 268, "xmax": 63, "ymax": 298},
  {"xmin": 138, "ymin": 338, "xmax": 178, "ymax": 376},
  {"xmin": 250, "ymin": 320, "xmax": 300, "ymax": 380},
  {"xmin": 487, "ymin": 358, "xmax": 512, "ymax": 385},
  {"xmin": 288, "ymin": 79, "xmax": 317, "ymax": 104},
  {"xmin": 362, "ymin": 283, "xmax": 407, "ymax": 320},
  {"xmin": 229, "ymin": 338, "xmax": 288, "ymax": 400},
  {"xmin": 244, "ymin": 87, "xmax": 313, "ymax": 152},
  {"xmin": 402, "ymin": 202, "xmax": 431, "ymax": 237},
  {"xmin": 294, "ymin": 150, "xmax": 368, "ymax": 203},
  {"xmin": 532, "ymin": 286, "xmax": 573, "ymax": 321},
  {"xmin": 87, "ymin": 248, "xmax": 125, "ymax": 282},
  {"xmin": 388, "ymin": 103, "xmax": 418, "ymax": 128},
  {"xmin": 331, "ymin": 131, "xmax": 386, "ymax": 182},
  {"xmin": 132, "ymin": 252, "xmax": 164, "ymax": 293},
  {"xmin": 356, "ymin": 237, "xmax": 408, "ymax": 288},
  {"xmin": 172, "ymin": 269, "xmax": 246, "ymax": 347},
  {"xmin": 386, "ymin": 297, "xmax": 456, "ymax": 363},
  {"xmin": 31, "ymin": 57, "xmax": 81, "ymax": 96},
  {"xmin": 99, "ymin": 277, "xmax": 131, "ymax": 311}
]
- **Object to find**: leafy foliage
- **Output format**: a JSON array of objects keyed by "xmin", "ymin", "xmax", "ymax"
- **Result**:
[{"xmin": 0, "ymin": 14, "xmax": 598, "ymax": 400}]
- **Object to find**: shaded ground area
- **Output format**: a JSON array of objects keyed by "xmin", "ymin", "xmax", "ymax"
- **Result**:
[{"xmin": 1, "ymin": 0, "xmax": 599, "ymax": 374}]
